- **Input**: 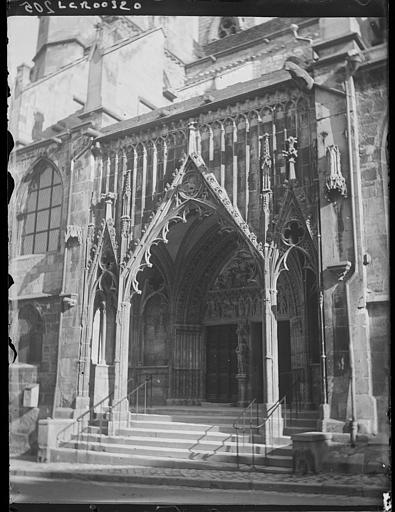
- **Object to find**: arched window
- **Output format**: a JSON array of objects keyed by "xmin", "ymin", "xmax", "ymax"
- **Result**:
[
  {"xmin": 21, "ymin": 162, "xmax": 62, "ymax": 255},
  {"xmin": 218, "ymin": 17, "xmax": 239, "ymax": 39}
]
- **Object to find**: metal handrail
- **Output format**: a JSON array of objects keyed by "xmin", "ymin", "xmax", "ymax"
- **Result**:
[
  {"xmin": 56, "ymin": 375, "xmax": 151, "ymax": 448},
  {"xmin": 112, "ymin": 376, "xmax": 152, "ymax": 417},
  {"xmin": 233, "ymin": 399, "xmax": 259, "ymax": 470},
  {"xmin": 232, "ymin": 399, "xmax": 258, "ymax": 429},
  {"xmin": 258, "ymin": 396, "xmax": 287, "ymax": 461},
  {"xmin": 233, "ymin": 396, "xmax": 287, "ymax": 470}
]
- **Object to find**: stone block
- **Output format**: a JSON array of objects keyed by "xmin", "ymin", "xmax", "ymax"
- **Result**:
[
  {"xmin": 292, "ymin": 432, "xmax": 331, "ymax": 474},
  {"xmin": 37, "ymin": 417, "xmax": 75, "ymax": 462}
]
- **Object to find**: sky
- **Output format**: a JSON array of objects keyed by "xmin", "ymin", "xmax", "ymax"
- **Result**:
[{"xmin": 7, "ymin": 16, "xmax": 39, "ymax": 85}]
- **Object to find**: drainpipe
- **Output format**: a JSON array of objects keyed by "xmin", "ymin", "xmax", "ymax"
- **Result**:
[
  {"xmin": 52, "ymin": 135, "xmax": 94, "ymax": 416},
  {"xmin": 315, "ymin": 178, "xmax": 328, "ymax": 408},
  {"xmin": 344, "ymin": 63, "xmax": 366, "ymax": 446}
]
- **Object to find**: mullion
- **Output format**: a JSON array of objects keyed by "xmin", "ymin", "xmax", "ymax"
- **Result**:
[
  {"xmin": 46, "ymin": 167, "xmax": 55, "ymax": 252},
  {"xmin": 30, "ymin": 175, "xmax": 40, "ymax": 254}
]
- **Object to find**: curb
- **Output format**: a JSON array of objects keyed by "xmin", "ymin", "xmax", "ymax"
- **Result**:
[{"xmin": 10, "ymin": 469, "xmax": 385, "ymax": 498}]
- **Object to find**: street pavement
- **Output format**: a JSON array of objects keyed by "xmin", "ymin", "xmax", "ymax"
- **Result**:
[
  {"xmin": 10, "ymin": 476, "xmax": 385, "ymax": 505},
  {"xmin": 9, "ymin": 456, "xmax": 389, "ymax": 504}
]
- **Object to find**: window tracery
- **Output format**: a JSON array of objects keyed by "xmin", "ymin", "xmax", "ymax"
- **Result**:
[
  {"xmin": 20, "ymin": 162, "xmax": 62, "ymax": 255},
  {"xmin": 218, "ymin": 17, "xmax": 239, "ymax": 39}
]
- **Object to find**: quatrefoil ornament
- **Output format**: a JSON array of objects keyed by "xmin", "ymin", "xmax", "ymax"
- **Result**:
[
  {"xmin": 179, "ymin": 171, "xmax": 203, "ymax": 199},
  {"xmin": 282, "ymin": 220, "xmax": 305, "ymax": 245}
]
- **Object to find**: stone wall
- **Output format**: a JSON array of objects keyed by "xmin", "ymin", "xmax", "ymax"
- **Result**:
[
  {"xmin": 182, "ymin": 20, "xmax": 319, "ymax": 99},
  {"xmin": 9, "ymin": 364, "xmax": 39, "ymax": 455},
  {"xmin": 10, "ymin": 59, "xmax": 89, "ymax": 144},
  {"xmin": 101, "ymin": 29, "xmax": 170, "ymax": 119},
  {"xmin": 355, "ymin": 62, "xmax": 389, "ymax": 434}
]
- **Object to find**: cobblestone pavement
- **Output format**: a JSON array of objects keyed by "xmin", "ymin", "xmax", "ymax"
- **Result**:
[
  {"xmin": 10, "ymin": 476, "xmax": 384, "ymax": 505},
  {"xmin": 10, "ymin": 456, "xmax": 390, "ymax": 498}
]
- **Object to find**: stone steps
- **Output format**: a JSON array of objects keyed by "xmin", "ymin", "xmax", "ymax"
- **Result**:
[
  {"xmin": 60, "ymin": 438, "xmax": 292, "ymax": 468},
  {"xmin": 114, "ymin": 426, "xmax": 231, "ymax": 441},
  {"xmin": 283, "ymin": 425, "xmax": 318, "ymax": 436},
  {"xmin": 53, "ymin": 411, "xmax": 294, "ymax": 471},
  {"xmin": 50, "ymin": 447, "xmax": 292, "ymax": 473},
  {"xmin": 128, "ymin": 419, "xmax": 222, "ymax": 432},
  {"xmin": 73, "ymin": 432, "xmax": 292, "ymax": 456}
]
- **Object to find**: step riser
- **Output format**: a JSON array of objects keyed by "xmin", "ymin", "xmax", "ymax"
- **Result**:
[
  {"xmin": 50, "ymin": 447, "xmax": 292, "ymax": 473},
  {"xmin": 164, "ymin": 416, "xmax": 238, "ymax": 425},
  {"xmin": 151, "ymin": 409, "xmax": 238, "ymax": 414},
  {"xmin": 129, "ymin": 421, "xmax": 220, "ymax": 432},
  {"xmin": 61, "ymin": 441, "xmax": 292, "ymax": 467},
  {"xmin": 283, "ymin": 427, "xmax": 316, "ymax": 436},
  {"xmin": 71, "ymin": 433, "xmax": 291, "ymax": 455},
  {"xmin": 283, "ymin": 419, "xmax": 318, "ymax": 428},
  {"xmin": 73, "ymin": 435, "xmax": 237, "ymax": 452},
  {"xmin": 61, "ymin": 440, "xmax": 255, "ymax": 461},
  {"xmin": 265, "ymin": 457, "xmax": 294, "ymax": 468},
  {"xmin": 283, "ymin": 411, "xmax": 320, "ymax": 419},
  {"xmin": 115, "ymin": 428, "xmax": 228, "ymax": 441}
]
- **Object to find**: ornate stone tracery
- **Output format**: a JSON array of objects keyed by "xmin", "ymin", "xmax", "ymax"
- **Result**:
[{"xmin": 120, "ymin": 153, "xmax": 265, "ymax": 301}]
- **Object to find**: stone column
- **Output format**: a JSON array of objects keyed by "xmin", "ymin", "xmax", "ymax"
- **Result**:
[
  {"xmin": 261, "ymin": 247, "xmax": 283, "ymax": 442},
  {"xmin": 108, "ymin": 300, "xmax": 131, "ymax": 434}
]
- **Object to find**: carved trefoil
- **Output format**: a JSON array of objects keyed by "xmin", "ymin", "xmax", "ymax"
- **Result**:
[{"xmin": 325, "ymin": 145, "xmax": 347, "ymax": 202}]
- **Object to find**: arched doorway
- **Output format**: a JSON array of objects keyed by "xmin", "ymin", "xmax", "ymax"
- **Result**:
[
  {"xmin": 129, "ymin": 204, "xmax": 265, "ymax": 407},
  {"xmin": 276, "ymin": 248, "xmax": 320, "ymax": 410},
  {"xmin": 88, "ymin": 248, "xmax": 118, "ymax": 412},
  {"xmin": 18, "ymin": 304, "xmax": 43, "ymax": 365}
]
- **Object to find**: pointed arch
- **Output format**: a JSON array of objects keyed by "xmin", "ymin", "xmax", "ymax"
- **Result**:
[
  {"xmin": 121, "ymin": 153, "xmax": 265, "ymax": 302},
  {"xmin": 15, "ymin": 158, "xmax": 64, "ymax": 255}
]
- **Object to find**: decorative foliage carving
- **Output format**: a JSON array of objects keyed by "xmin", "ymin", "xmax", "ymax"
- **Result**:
[
  {"xmin": 325, "ymin": 145, "xmax": 347, "ymax": 202},
  {"xmin": 205, "ymin": 288, "xmax": 261, "ymax": 322},
  {"xmin": 122, "ymin": 153, "xmax": 264, "ymax": 299},
  {"xmin": 65, "ymin": 225, "xmax": 83, "ymax": 247},
  {"xmin": 212, "ymin": 250, "xmax": 258, "ymax": 290}
]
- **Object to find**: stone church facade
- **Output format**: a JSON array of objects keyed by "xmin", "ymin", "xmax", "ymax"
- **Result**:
[{"xmin": 9, "ymin": 16, "xmax": 388, "ymax": 456}]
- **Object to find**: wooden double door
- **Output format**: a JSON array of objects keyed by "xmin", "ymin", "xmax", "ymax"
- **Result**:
[{"xmin": 205, "ymin": 324, "xmax": 238, "ymax": 403}]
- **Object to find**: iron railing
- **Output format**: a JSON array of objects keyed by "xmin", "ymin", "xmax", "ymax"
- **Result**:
[
  {"xmin": 56, "ymin": 375, "xmax": 153, "ymax": 451},
  {"xmin": 233, "ymin": 399, "xmax": 259, "ymax": 470},
  {"xmin": 233, "ymin": 396, "xmax": 287, "ymax": 470},
  {"xmin": 260, "ymin": 395, "xmax": 287, "ymax": 461},
  {"xmin": 111, "ymin": 375, "xmax": 153, "ymax": 434}
]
